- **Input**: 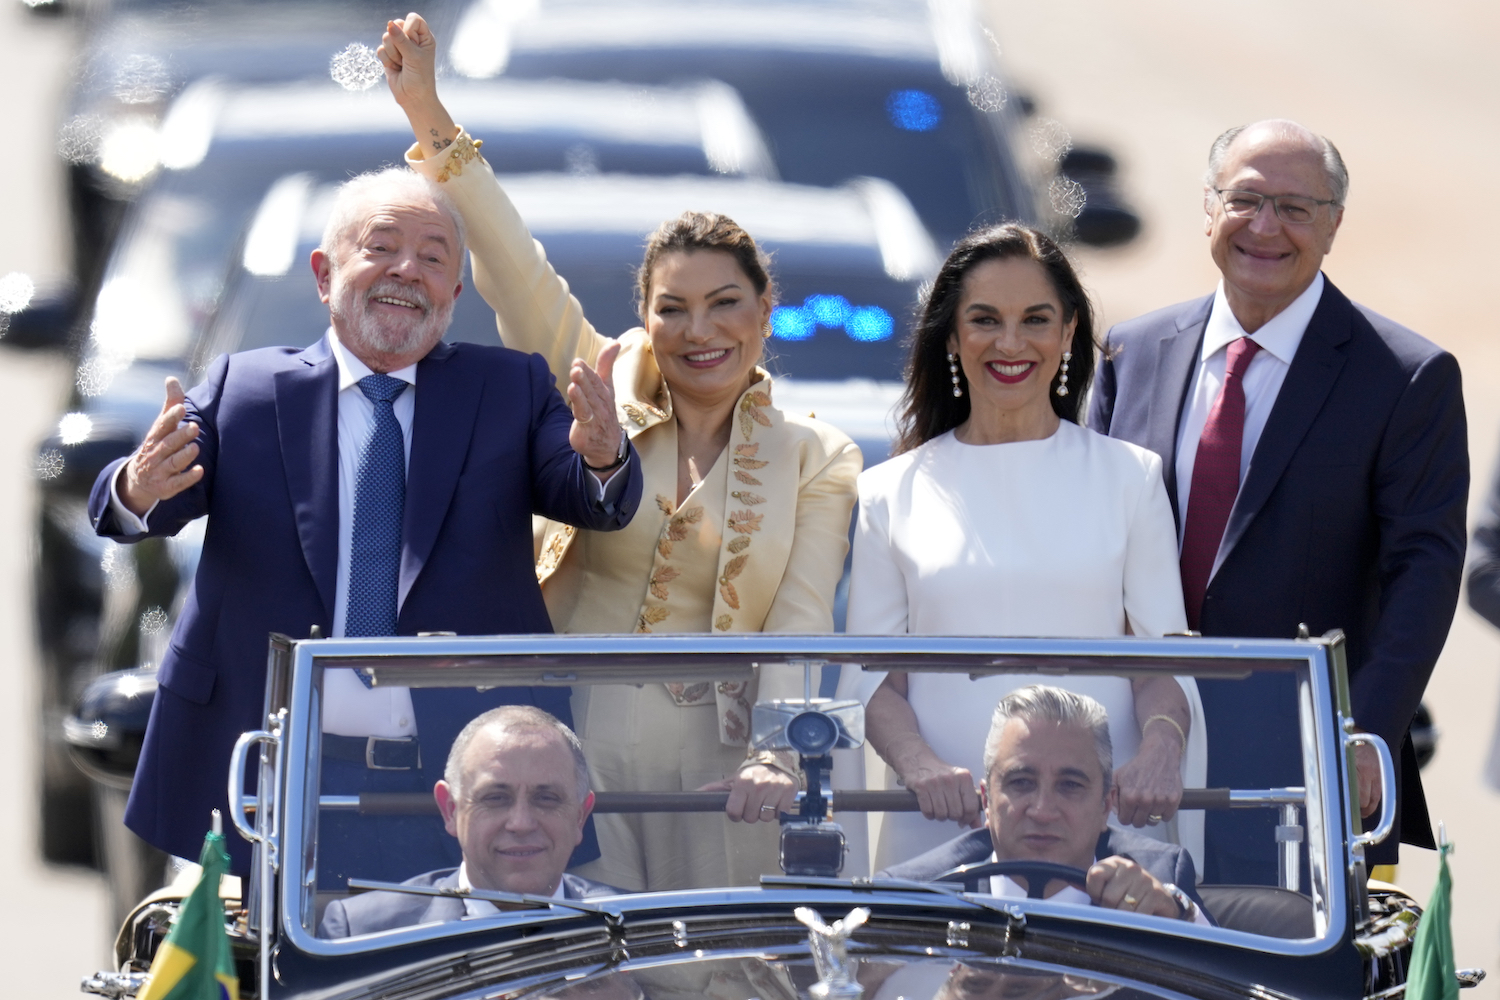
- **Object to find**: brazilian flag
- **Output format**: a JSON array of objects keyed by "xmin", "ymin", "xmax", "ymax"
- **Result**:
[
  {"xmin": 1404, "ymin": 841, "xmax": 1458, "ymax": 1000},
  {"xmin": 138, "ymin": 828, "xmax": 240, "ymax": 1000}
]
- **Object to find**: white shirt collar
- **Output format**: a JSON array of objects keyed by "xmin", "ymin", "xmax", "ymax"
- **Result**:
[
  {"xmin": 985, "ymin": 853, "xmax": 1094, "ymax": 907},
  {"xmin": 456, "ymin": 861, "xmax": 566, "ymax": 904},
  {"xmin": 326, "ymin": 327, "xmax": 419, "ymax": 393},
  {"xmin": 1201, "ymin": 271, "xmax": 1325, "ymax": 366}
]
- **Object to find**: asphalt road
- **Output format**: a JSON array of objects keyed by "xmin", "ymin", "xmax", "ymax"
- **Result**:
[{"xmin": 1, "ymin": 0, "xmax": 1497, "ymax": 995}]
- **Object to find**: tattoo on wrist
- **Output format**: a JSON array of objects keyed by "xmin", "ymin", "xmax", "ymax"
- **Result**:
[{"xmin": 429, "ymin": 128, "xmax": 453, "ymax": 152}]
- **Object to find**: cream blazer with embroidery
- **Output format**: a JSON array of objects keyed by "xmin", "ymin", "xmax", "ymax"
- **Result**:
[{"xmin": 407, "ymin": 134, "xmax": 861, "ymax": 724}]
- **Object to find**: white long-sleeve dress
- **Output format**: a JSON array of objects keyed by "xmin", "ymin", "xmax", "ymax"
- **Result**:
[{"xmin": 837, "ymin": 420, "xmax": 1207, "ymax": 873}]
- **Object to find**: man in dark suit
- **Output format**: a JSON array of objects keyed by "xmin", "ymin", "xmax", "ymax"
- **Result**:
[
  {"xmin": 878, "ymin": 686, "xmax": 1209, "ymax": 925},
  {"xmin": 1088, "ymin": 120, "xmax": 1467, "ymax": 882},
  {"xmin": 90, "ymin": 167, "xmax": 643, "ymax": 875},
  {"xmin": 321, "ymin": 706, "xmax": 618, "ymax": 938}
]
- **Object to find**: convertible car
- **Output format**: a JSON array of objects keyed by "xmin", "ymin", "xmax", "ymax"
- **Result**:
[{"xmin": 75, "ymin": 631, "xmax": 1481, "ymax": 999}]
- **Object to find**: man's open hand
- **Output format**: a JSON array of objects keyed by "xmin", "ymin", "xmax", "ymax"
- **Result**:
[
  {"xmin": 119, "ymin": 377, "xmax": 203, "ymax": 517},
  {"xmin": 569, "ymin": 342, "xmax": 625, "ymax": 471}
]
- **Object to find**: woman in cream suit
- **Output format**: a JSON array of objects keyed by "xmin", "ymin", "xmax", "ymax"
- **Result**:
[
  {"xmin": 840, "ymin": 224, "xmax": 1207, "ymax": 874},
  {"xmin": 380, "ymin": 16, "xmax": 860, "ymax": 891}
]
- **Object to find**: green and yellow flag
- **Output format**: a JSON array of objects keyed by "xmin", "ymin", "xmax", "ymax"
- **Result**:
[
  {"xmin": 137, "ymin": 827, "xmax": 240, "ymax": 1000},
  {"xmin": 1404, "ymin": 841, "xmax": 1458, "ymax": 1000}
]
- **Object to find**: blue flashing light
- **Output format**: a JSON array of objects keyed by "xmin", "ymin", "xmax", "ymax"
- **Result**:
[
  {"xmin": 771, "ymin": 305, "xmax": 816, "ymax": 341},
  {"xmin": 846, "ymin": 305, "xmax": 895, "ymax": 342},
  {"xmin": 806, "ymin": 294, "xmax": 852, "ymax": 328},
  {"xmin": 769, "ymin": 296, "xmax": 897, "ymax": 344},
  {"xmin": 886, "ymin": 89, "xmax": 942, "ymax": 132}
]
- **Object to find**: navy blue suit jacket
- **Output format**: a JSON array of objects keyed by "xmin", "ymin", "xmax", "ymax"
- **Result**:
[
  {"xmin": 877, "ymin": 826, "xmax": 1209, "ymax": 921},
  {"xmin": 318, "ymin": 867, "xmax": 621, "ymax": 938},
  {"xmin": 1087, "ymin": 277, "xmax": 1467, "ymax": 861},
  {"xmin": 89, "ymin": 337, "xmax": 642, "ymax": 870}
]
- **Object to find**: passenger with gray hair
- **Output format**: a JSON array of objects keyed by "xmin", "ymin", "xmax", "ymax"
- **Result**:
[
  {"xmin": 1089, "ymin": 119, "xmax": 1467, "ymax": 885},
  {"xmin": 321, "ymin": 706, "xmax": 619, "ymax": 938},
  {"xmin": 89, "ymin": 162, "xmax": 644, "ymax": 882},
  {"xmin": 880, "ymin": 686, "xmax": 1211, "ymax": 925}
]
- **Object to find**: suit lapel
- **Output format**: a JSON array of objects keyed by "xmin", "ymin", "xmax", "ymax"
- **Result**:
[
  {"xmin": 419, "ymin": 871, "xmax": 467, "ymax": 923},
  {"xmin": 274, "ymin": 339, "xmax": 339, "ymax": 623},
  {"xmin": 1219, "ymin": 280, "xmax": 1351, "ymax": 562},
  {"xmin": 400, "ymin": 341, "xmax": 481, "ymax": 609},
  {"xmin": 1146, "ymin": 299, "xmax": 1211, "ymax": 521}
]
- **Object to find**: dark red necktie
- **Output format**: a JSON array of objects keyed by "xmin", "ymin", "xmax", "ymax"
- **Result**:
[{"xmin": 1180, "ymin": 336, "xmax": 1262, "ymax": 630}]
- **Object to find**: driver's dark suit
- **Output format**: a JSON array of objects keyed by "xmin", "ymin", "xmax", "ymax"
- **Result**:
[{"xmin": 876, "ymin": 826, "xmax": 1211, "ymax": 920}]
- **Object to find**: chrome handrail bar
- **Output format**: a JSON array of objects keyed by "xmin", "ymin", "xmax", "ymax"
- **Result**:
[
  {"xmin": 240, "ymin": 786, "xmax": 1306, "ymax": 815},
  {"xmin": 1346, "ymin": 731, "xmax": 1397, "ymax": 847}
]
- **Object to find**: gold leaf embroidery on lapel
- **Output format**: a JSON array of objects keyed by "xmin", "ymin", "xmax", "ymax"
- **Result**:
[
  {"xmin": 667, "ymin": 681, "xmax": 711, "ymax": 704},
  {"xmin": 733, "ymin": 470, "xmax": 763, "ymax": 486},
  {"xmin": 655, "ymin": 494, "xmax": 675, "ymax": 515},
  {"xmin": 664, "ymin": 505, "xmax": 704, "ymax": 544},
  {"xmin": 657, "ymin": 537, "xmax": 674, "ymax": 559},
  {"xmin": 649, "ymin": 565, "xmax": 680, "ymax": 600},
  {"xmin": 714, "ymin": 614, "xmax": 733, "ymax": 631},
  {"xmin": 636, "ymin": 606, "xmax": 671, "ymax": 632},
  {"xmin": 727, "ymin": 536, "xmax": 750, "ymax": 554},
  {"xmin": 728, "ymin": 509, "xmax": 763, "ymax": 533},
  {"xmin": 719, "ymin": 582, "xmax": 740, "ymax": 609},
  {"xmin": 734, "ymin": 457, "xmax": 768, "ymax": 470},
  {"xmin": 735, "ymin": 443, "xmax": 760, "ymax": 457},
  {"xmin": 730, "ymin": 490, "xmax": 766, "ymax": 505},
  {"xmin": 718, "ymin": 553, "xmax": 748, "ymax": 609},
  {"xmin": 643, "ymin": 402, "xmax": 667, "ymax": 420},
  {"xmin": 622, "ymin": 403, "xmax": 647, "ymax": 426},
  {"xmin": 722, "ymin": 708, "xmax": 748, "ymax": 743}
]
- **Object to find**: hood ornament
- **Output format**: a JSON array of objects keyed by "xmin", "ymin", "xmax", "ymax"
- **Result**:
[{"xmin": 795, "ymin": 906, "xmax": 869, "ymax": 1000}]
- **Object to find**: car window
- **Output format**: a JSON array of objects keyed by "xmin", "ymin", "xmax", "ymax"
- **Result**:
[{"xmin": 288, "ymin": 642, "xmax": 1340, "ymax": 951}]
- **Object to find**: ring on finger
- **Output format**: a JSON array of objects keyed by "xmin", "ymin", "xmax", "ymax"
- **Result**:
[
  {"xmin": 759, "ymin": 803, "xmax": 777, "ymax": 816},
  {"xmin": 1123, "ymin": 894, "xmax": 1139, "ymax": 909},
  {"xmin": 1148, "ymin": 814, "xmax": 1163, "ymax": 823},
  {"xmin": 575, "ymin": 411, "xmax": 595, "ymax": 424}
]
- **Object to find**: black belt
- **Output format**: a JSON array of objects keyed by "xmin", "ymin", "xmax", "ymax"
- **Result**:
[{"xmin": 322, "ymin": 734, "xmax": 422, "ymax": 771}]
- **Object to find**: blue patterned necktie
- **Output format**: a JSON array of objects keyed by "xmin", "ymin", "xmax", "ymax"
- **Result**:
[{"xmin": 345, "ymin": 374, "xmax": 409, "ymax": 685}]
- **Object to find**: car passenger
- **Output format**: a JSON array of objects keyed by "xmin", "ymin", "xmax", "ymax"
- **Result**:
[
  {"xmin": 878, "ymin": 686, "xmax": 1211, "ymax": 925},
  {"xmin": 320, "ymin": 706, "xmax": 618, "ymax": 938},
  {"xmin": 378, "ymin": 14, "xmax": 861, "ymax": 891}
]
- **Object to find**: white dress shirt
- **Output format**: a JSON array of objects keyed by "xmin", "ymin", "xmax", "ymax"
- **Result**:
[
  {"xmin": 1174, "ymin": 273, "xmax": 1325, "ymax": 575},
  {"xmin": 457, "ymin": 861, "xmax": 564, "ymax": 916},
  {"xmin": 986, "ymin": 853, "xmax": 1211, "ymax": 926},
  {"xmin": 111, "ymin": 328, "xmax": 629, "ymax": 739}
]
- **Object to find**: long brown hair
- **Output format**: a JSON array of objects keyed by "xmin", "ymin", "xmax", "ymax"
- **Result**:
[{"xmin": 895, "ymin": 223, "xmax": 1096, "ymax": 455}]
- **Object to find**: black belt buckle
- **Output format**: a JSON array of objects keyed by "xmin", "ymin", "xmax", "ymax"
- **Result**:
[{"xmin": 365, "ymin": 736, "xmax": 421, "ymax": 771}]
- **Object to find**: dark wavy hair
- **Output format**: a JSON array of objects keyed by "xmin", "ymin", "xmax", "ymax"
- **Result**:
[
  {"xmin": 635, "ymin": 211, "xmax": 775, "ymax": 321},
  {"xmin": 895, "ymin": 223, "xmax": 1097, "ymax": 455}
]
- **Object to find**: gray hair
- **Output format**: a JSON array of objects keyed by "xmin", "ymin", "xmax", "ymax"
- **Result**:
[
  {"xmin": 1205, "ymin": 121, "xmax": 1349, "ymax": 207},
  {"xmin": 444, "ymin": 705, "xmax": 590, "ymax": 802},
  {"xmin": 319, "ymin": 166, "xmax": 468, "ymax": 264},
  {"xmin": 982, "ymin": 685, "xmax": 1113, "ymax": 794}
]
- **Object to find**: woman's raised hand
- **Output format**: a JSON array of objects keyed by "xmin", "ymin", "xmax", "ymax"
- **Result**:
[
  {"xmin": 897, "ymin": 751, "xmax": 983, "ymax": 828},
  {"xmin": 378, "ymin": 13, "xmax": 460, "ymax": 150},
  {"xmin": 1112, "ymin": 727, "xmax": 1184, "ymax": 828}
]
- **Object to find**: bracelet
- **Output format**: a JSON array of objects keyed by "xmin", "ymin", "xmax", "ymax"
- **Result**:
[
  {"xmin": 1143, "ymin": 714, "xmax": 1187, "ymax": 754},
  {"xmin": 742, "ymin": 750, "xmax": 802, "ymax": 786},
  {"xmin": 583, "ymin": 431, "xmax": 629, "ymax": 473}
]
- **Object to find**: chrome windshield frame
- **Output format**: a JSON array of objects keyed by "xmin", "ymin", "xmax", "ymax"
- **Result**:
[{"xmin": 270, "ymin": 633, "xmax": 1353, "ymax": 959}]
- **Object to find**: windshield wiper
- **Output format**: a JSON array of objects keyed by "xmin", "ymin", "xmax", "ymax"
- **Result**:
[{"xmin": 346, "ymin": 878, "xmax": 611, "ymax": 915}]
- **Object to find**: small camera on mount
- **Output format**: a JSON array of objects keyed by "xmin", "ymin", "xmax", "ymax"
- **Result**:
[{"xmin": 751, "ymin": 696, "xmax": 865, "ymax": 877}]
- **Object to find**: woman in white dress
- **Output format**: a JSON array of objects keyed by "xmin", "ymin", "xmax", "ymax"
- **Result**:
[{"xmin": 840, "ymin": 224, "xmax": 1206, "ymax": 872}]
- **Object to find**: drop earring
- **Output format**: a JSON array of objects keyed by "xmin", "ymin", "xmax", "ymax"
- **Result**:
[
  {"xmin": 1055, "ymin": 351, "xmax": 1071, "ymax": 397},
  {"xmin": 947, "ymin": 352, "xmax": 963, "ymax": 397}
]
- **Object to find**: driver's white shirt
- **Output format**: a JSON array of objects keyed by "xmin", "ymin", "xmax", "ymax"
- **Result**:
[
  {"xmin": 457, "ymin": 861, "xmax": 565, "ymax": 917},
  {"xmin": 985, "ymin": 853, "xmax": 1211, "ymax": 926}
]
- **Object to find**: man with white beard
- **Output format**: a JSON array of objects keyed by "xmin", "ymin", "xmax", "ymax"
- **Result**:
[{"xmin": 89, "ymin": 167, "xmax": 644, "ymax": 881}]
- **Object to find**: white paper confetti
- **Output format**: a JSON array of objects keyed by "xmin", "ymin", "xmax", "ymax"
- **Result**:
[
  {"xmin": 330, "ymin": 43, "xmax": 384, "ymax": 91},
  {"xmin": 0, "ymin": 272, "xmax": 34, "ymax": 314},
  {"xmin": 1029, "ymin": 118, "xmax": 1073, "ymax": 163},
  {"xmin": 1049, "ymin": 176, "xmax": 1087, "ymax": 219}
]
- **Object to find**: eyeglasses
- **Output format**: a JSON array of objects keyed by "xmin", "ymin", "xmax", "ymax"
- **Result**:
[{"xmin": 1212, "ymin": 188, "xmax": 1340, "ymax": 226}]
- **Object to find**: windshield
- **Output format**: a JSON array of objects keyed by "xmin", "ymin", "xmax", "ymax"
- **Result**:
[{"xmin": 271, "ymin": 636, "xmax": 1351, "ymax": 956}]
